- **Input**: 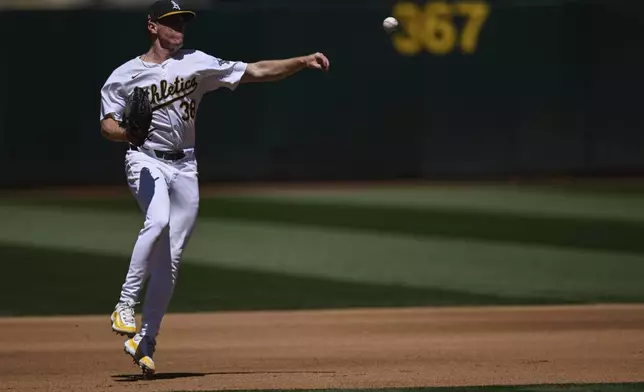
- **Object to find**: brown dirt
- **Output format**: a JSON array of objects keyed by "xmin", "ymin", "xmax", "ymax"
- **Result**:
[{"xmin": 1, "ymin": 304, "xmax": 643, "ymax": 392}]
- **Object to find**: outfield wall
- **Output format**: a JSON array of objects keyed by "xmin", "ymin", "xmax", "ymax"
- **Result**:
[{"xmin": 1, "ymin": 0, "xmax": 643, "ymax": 187}]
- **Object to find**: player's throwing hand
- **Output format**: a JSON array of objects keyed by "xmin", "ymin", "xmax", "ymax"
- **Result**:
[{"xmin": 305, "ymin": 52, "xmax": 330, "ymax": 71}]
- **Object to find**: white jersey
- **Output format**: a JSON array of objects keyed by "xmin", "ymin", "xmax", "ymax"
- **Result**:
[{"xmin": 100, "ymin": 49, "xmax": 247, "ymax": 151}]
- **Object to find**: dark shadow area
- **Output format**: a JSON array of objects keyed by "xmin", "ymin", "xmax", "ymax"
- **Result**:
[
  {"xmin": 111, "ymin": 369, "xmax": 336, "ymax": 382},
  {"xmin": 134, "ymin": 166, "xmax": 159, "ymax": 214},
  {"xmin": 0, "ymin": 242, "xmax": 578, "ymax": 317},
  {"xmin": 112, "ymin": 372, "xmax": 209, "ymax": 382}
]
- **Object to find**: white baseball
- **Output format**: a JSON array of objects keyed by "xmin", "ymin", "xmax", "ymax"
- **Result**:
[{"xmin": 382, "ymin": 16, "xmax": 399, "ymax": 33}]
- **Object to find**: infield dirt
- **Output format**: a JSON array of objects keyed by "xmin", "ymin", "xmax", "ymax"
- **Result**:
[{"xmin": 1, "ymin": 304, "xmax": 643, "ymax": 392}]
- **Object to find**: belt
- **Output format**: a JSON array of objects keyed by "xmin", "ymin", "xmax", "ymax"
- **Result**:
[{"xmin": 129, "ymin": 144, "xmax": 186, "ymax": 161}]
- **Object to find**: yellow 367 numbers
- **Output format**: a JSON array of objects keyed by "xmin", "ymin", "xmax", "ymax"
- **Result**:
[{"xmin": 392, "ymin": 0, "xmax": 490, "ymax": 56}]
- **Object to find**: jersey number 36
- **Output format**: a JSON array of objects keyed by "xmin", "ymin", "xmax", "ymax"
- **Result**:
[{"xmin": 180, "ymin": 99, "xmax": 197, "ymax": 121}]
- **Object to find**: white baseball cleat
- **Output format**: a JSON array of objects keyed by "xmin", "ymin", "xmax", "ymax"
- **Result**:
[
  {"xmin": 124, "ymin": 333, "xmax": 157, "ymax": 379},
  {"xmin": 111, "ymin": 301, "xmax": 138, "ymax": 337}
]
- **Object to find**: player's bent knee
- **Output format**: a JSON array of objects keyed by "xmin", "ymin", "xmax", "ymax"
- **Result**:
[{"xmin": 146, "ymin": 215, "xmax": 170, "ymax": 235}]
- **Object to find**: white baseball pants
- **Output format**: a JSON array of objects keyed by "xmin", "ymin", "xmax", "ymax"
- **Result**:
[{"xmin": 118, "ymin": 147, "xmax": 199, "ymax": 338}]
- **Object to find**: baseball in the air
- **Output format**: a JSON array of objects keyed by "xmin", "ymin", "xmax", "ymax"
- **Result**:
[{"xmin": 382, "ymin": 16, "xmax": 399, "ymax": 33}]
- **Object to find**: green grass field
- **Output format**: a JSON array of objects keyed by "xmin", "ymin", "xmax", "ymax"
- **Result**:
[{"xmin": 2, "ymin": 181, "xmax": 644, "ymax": 316}]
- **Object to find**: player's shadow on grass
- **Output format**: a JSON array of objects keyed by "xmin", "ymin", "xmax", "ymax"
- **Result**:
[{"xmin": 112, "ymin": 370, "xmax": 335, "ymax": 382}]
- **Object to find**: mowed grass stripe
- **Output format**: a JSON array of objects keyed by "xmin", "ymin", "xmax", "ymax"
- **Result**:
[
  {"xmin": 7, "ymin": 182, "xmax": 644, "ymax": 219},
  {"xmin": 198, "ymin": 197, "xmax": 644, "ymax": 254},
  {"xmin": 1, "ymin": 205, "xmax": 644, "ymax": 302},
  {"xmin": 2, "ymin": 195, "xmax": 644, "ymax": 254},
  {"xmin": 0, "ymin": 243, "xmax": 561, "ymax": 316},
  {"xmin": 228, "ymin": 184, "xmax": 644, "ymax": 222}
]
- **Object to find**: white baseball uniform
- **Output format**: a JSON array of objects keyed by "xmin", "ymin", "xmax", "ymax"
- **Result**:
[{"xmin": 100, "ymin": 49, "xmax": 247, "ymax": 338}]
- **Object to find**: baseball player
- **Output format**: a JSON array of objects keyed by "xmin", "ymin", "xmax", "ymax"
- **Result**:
[{"xmin": 99, "ymin": 0, "xmax": 330, "ymax": 378}]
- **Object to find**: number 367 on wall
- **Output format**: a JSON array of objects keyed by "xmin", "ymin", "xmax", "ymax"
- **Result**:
[{"xmin": 392, "ymin": 0, "xmax": 490, "ymax": 56}]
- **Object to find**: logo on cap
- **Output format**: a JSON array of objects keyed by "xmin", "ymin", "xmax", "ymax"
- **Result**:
[{"xmin": 171, "ymin": 1, "xmax": 181, "ymax": 10}]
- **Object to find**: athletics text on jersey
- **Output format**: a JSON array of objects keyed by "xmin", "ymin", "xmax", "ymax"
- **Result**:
[{"xmin": 100, "ymin": 49, "xmax": 247, "ymax": 151}]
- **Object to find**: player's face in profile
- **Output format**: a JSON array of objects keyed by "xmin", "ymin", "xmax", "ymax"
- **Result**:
[{"xmin": 155, "ymin": 15, "xmax": 187, "ymax": 51}]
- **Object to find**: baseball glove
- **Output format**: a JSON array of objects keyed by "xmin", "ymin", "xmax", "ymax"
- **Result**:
[{"xmin": 121, "ymin": 87, "xmax": 153, "ymax": 147}]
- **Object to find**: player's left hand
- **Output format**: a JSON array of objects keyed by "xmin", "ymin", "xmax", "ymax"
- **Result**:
[{"xmin": 305, "ymin": 52, "xmax": 330, "ymax": 72}]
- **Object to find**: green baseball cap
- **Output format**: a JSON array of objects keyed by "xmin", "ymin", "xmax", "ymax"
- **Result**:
[{"xmin": 148, "ymin": 0, "xmax": 196, "ymax": 22}]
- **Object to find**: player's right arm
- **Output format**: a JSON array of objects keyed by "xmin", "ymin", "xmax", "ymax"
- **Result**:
[
  {"xmin": 100, "ymin": 71, "xmax": 133, "ymax": 143},
  {"xmin": 100, "ymin": 115, "xmax": 130, "ymax": 143}
]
